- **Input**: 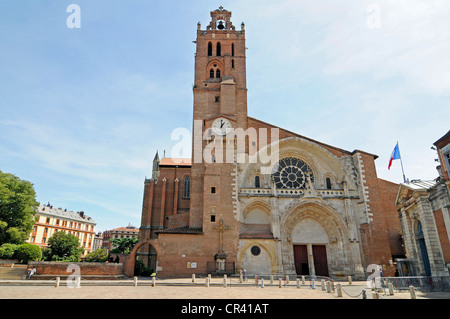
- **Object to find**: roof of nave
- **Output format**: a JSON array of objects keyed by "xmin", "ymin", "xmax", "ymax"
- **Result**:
[
  {"xmin": 154, "ymin": 116, "xmax": 380, "ymax": 167},
  {"xmin": 159, "ymin": 157, "xmax": 192, "ymax": 167},
  {"xmin": 247, "ymin": 116, "xmax": 379, "ymax": 159}
]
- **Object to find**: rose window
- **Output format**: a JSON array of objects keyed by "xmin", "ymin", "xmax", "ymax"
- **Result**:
[{"xmin": 272, "ymin": 157, "xmax": 314, "ymax": 189}]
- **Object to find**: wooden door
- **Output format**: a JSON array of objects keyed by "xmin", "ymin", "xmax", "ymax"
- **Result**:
[
  {"xmin": 293, "ymin": 245, "xmax": 309, "ymax": 275},
  {"xmin": 312, "ymin": 245, "xmax": 329, "ymax": 277},
  {"xmin": 419, "ymin": 238, "xmax": 431, "ymax": 276}
]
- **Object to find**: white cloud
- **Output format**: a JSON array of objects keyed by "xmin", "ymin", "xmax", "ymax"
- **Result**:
[
  {"xmin": 1, "ymin": 119, "xmax": 151, "ymax": 188},
  {"xmin": 315, "ymin": 0, "xmax": 450, "ymax": 95}
]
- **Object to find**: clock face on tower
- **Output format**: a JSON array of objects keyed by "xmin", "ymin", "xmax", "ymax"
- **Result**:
[{"xmin": 212, "ymin": 117, "xmax": 232, "ymax": 136}]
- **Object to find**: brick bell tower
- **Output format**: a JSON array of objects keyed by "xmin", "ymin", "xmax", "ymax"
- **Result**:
[{"xmin": 189, "ymin": 7, "xmax": 247, "ymax": 271}]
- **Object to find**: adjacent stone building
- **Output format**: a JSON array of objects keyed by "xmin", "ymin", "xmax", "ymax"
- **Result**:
[
  {"xmin": 93, "ymin": 232, "xmax": 104, "ymax": 251},
  {"xmin": 133, "ymin": 7, "xmax": 404, "ymax": 279},
  {"xmin": 29, "ymin": 203, "xmax": 96, "ymax": 256},
  {"xmin": 102, "ymin": 224, "xmax": 139, "ymax": 252},
  {"xmin": 395, "ymin": 130, "xmax": 450, "ymax": 276}
]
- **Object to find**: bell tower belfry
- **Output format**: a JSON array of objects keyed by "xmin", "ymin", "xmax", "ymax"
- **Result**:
[{"xmin": 193, "ymin": 6, "xmax": 248, "ymax": 124}]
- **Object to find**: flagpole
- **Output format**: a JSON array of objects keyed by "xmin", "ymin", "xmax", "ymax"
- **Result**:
[{"xmin": 397, "ymin": 141, "xmax": 407, "ymax": 183}]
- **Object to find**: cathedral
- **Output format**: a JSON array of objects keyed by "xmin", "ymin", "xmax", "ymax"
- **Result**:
[{"xmin": 134, "ymin": 7, "xmax": 404, "ymax": 280}]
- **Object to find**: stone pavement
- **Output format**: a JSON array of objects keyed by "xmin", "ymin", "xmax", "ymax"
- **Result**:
[{"xmin": 0, "ymin": 277, "xmax": 449, "ymax": 299}]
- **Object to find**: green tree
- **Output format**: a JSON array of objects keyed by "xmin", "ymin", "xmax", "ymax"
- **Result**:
[
  {"xmin": 46, "ymin": 232, "xmax": 84, "ymax": 261},
  {"xmin": 42, "ymin": 247, "xmax": 52, "ymax": 261},
  {"xmin": 110, "ymin": 237, "xmax": 138, "ymax": 254},
  {"xmin": 85, "ymin": 248, "xmax": 109, "ymax": 262},
  {"xmin": 16, "ymin": 243, "xmax": 42, "ymax": 263},
  {"xmin": 0, "ymin": 243, "xmax": 19, "ymax": 259},
  {"xmin": 0, "ymin": 170, "xmax": 38, "ymax": 245}
]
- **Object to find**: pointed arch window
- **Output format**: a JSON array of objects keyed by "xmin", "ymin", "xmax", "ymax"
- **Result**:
[
  {"xmin": 210, "ymin": 69, "xmax": 215, "ymax": 79},
  {"xmin": 208, "ymin": 42, "xmax": 212, "ymax": 56},
  {"xmin": 216, "ymin": 69, "xmax": 221, "ymax": 79},
  {"xmin": 231, "ymin": 43, "xmax": 235, "ymax": 56},
  {"xmin": 326, "ymin": 178, "xmax": 332, "ymax": 190},
  {"xmin": 216, "ymin": 42, "xmax": 221, "ymax": 56},
  {"xmin": 255, "ymin": 176, "xmax": 260, "ymax": 188},
  {"xmin": 183, "ymin": 176, "xmax": 191, "ymax": 199}
]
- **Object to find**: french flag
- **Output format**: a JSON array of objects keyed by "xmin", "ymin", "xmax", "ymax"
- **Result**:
[{"xmin": 388, "ymin": 142, "xmax": 401, "ymax": 170}]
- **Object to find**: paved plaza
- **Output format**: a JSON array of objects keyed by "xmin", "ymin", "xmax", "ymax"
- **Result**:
[{"xmin": 1, "ymin": 278, "xmax": 449, "ymax": 300}]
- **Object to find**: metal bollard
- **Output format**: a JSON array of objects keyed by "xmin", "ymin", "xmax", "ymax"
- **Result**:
[
  {"xmin": 409, "ymin": 285, "xmax": 417, "ymax": 299},
  {"xmin": 388, "ymin": 282, "xmax": 394, "ymax": 296},
  {"xmin": 348, "ymin": 275, "xmax": 352, "ymax": 285},
  {"xmin": 375, "ymin": 277, "xmax": 383, "ymax": 293},
  {"xmin": 326, "ymin": 280, "xmax": 332, "ymax": 293},
  {"xmin": 321, "ymin": 279, "xmax": 326, "ymax": 291},
  {"xmin": 286, "ymin": 275, "xmax": 289, "ymax": 285},
  {"xmin": 133, "ymin": 276, "xmax": 138, "ymax": 287},
  {"xmin": 301, "ymin": 276, "xmax": 305, "ymax": 284},
  {"xmin": 206, "ymin": 277, "xmax": 210, "ymax": 288},
  {"xmin": 55, "ymin": 277, "xmax": 60, "ymax": 288},
  {"xmin": 223, "ymin": 275, "xmax": 227, "ymax": 288},
  {"xmin": 192, "ymin": 274, "xmax": 195, "ymax": 283},
  {"xmin": 336, "ymin": 283, "xmax": 343, "ymax": 297},
  {"xmin": 270, "ymin": 275, "xmax": 274, "ymax": 284},
  {"xmin": 311, "ymin": 279, "xmax": 315, "ymax": 289},
  {"xmin": 76, "ymin": 276, "xmax": 81, "ymax": 288},
  {"xmin": 261, "ymin": 278, "xmax": 264, "ymax": 288},
  {"xmin": 362, "ymin": 289, "xmax": 367, "ymax": 299},
  {"xmin": 279, "ymin": 277, "xmax": 282, "ymax": 288},
  {"xmin": 152, "ymin": 276, "xmax": 156, "ymax": 287},
  {"xmin": 296, "ymin": 278, "xmax": 300, "ymax": 289}
]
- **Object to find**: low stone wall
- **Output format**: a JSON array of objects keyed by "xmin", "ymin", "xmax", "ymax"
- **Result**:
[
  {"xmin": 0, "ymin": 259, "xmax": 19, "ymax": 266},
  {"xmin": 27, "ymin": 261, "xmax": 125, "ymax": 280},
  {"xmin": 109, "ymin": 253, "xmax": 129, "ymax": 265}
]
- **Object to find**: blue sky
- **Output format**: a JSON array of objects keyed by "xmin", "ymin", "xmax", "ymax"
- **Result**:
[{"xmin": 1, "ymin": 1, "xmax": 449, "ymax": 232}]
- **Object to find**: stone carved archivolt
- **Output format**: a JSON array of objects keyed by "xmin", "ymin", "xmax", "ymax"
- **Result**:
[
  {"xmin": 242, "ymin": 201, "xmax": 271, "ymax": 218},
  {"xmin": 281, "ymin": 201, "xmax": 348, "ymax": 245}
]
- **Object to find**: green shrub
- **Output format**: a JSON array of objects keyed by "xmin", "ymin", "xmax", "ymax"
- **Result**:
[
  {"xmin": 141, "ymin": 266, "xmax": 152, "ymax": 276},
  {"xmin": 0, "ymin": 243, "xmax": 18, "ymax": 259},
  {"xmin": 109, "ymin": 247, "xmax": 121, "ymax": 254},
  {"xmin": 46, "ymin": 232, "xmax": 83, "ymax": 261},
  {"xmin": 49, "ymin": 255, "xmax": 79, "ymax": 262},
  {"xmin": 16, "ymin": 243, "xmax": 42, "ymax": 263},
  {"xmin": 109, "ymin": 237, "xmax": 138, "ymax": 254},
  {"xmin": 85, "ymin": 248, "xmax": 109, "ymax": 262}
]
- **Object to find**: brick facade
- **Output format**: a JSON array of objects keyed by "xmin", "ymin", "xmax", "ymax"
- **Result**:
[
  {"xmin": 27, "ymin": 261, "xmax": 124, "ymax": 280},
  {"xmin": 29, "ymin": 204, "xmax": 96, "ymax": 256},
  {"xmin": 136, "ymin": 7, "xmax": 403, "ymax": 279}
]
